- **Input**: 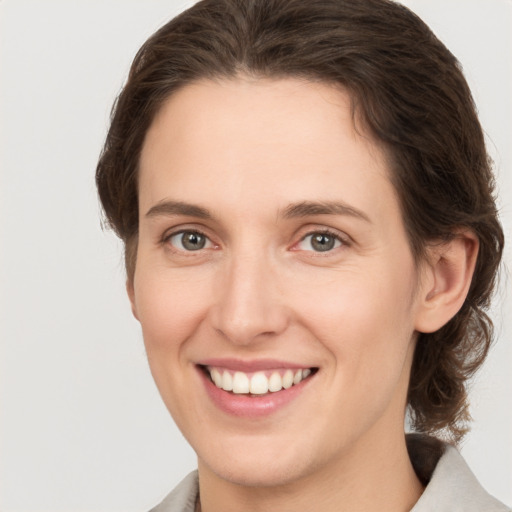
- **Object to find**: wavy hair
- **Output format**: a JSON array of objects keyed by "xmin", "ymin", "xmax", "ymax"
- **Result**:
[{"xmin": 96, "ymin": 0, "xmax": 504, "ymax": 442}]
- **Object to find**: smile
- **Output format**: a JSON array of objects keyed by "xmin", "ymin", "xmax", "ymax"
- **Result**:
[
  {"xmin": 206, "ymin": 366, "xmax": 313, "ymax": 395},
  {"xmin": 197, "ymin": 361, "xmax": 318, "ymax": 417}
]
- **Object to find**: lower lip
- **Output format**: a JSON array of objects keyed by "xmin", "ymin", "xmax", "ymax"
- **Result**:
[{"xmin": 198, "ymin": 367, "xmax": 314, "ymax": 418}]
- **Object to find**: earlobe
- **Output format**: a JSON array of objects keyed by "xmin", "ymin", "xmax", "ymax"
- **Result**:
[
  {"xmin": 415, "ymin": 231, "xmax": 479, "ymax": 333},
  {"xmin": 126, "ymin": 279, "xmax": 140, "ymax": 321}
]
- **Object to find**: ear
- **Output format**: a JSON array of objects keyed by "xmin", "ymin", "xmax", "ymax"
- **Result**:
[
  {"xmin": 414, "ymin": 231, "xmax": 479, "ymax": 333},
  {"xmin": 126, "ymin": 279, "xmax": 140, "ymax": 321}
]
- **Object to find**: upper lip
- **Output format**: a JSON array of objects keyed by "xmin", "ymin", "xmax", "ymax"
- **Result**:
[{"xmin": 197, "ymin": 358, "xmax": 315, "ymax": 372}]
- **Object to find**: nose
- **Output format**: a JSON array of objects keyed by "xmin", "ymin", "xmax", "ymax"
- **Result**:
[{"xmin": 208, "ymin": 253, "xmax": 289, "ymax": 346}]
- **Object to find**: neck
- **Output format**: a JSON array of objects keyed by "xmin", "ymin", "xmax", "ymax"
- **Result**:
[{"xmin": 197, "ymin": 430, "xmax": 424, "ymax": 512}]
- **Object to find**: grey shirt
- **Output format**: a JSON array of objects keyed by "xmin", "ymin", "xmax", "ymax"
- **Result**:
[{"xmin": 149, "ymin": 437, "xmax": 510, "ymax": 512}]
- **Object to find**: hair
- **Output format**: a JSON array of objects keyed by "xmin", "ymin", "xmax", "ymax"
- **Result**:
[{"xmin": 96, "ymin": 0, "xmax": 504, "ymax": 443}]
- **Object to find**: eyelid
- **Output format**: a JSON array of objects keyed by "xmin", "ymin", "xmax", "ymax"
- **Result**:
[
  {"xmin": 291, "ymin": 226, "xmax": 351, "ymax": 253},
  {"xmin": 159, "ymin": 223, "xmax": 350, "ymax": 254},
  {"xmin": 161, "ymin": 222, "xmax": 211, "ymax": 241},
  {"xmin": 161, "ymin": 226, "xmax": 217, "ymax": 253}
]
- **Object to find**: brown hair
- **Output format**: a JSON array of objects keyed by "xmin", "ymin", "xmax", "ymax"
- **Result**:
[{"xmin": 96, "ymin": 0, "xmax": 504, "ymax": 442}]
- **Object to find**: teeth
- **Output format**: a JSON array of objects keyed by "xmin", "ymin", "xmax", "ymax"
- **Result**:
[
  {"xmin": 222, "ymin": 371, "xmax": 233, "ymax": 391},
  {"xmin": 211, "ymin": 368, "xmax": 222, "ymax": 387},
  {"xmin": 208, "ymin": 367, "xmax": 313, "ymax": 395},
  {"xmin": 268, "ymin": 372, "xmax": 282, "ymax": 392},
  {"xmin": 282, "ymin": 369, "xmax": 294, "ymax": 389},
  {"xmin": 249, "ymin": 372, "xmax": 269, "ymax": 394},
  {"xmin": 232, "ymin": 371, "xmax": 250, "ymax": 394}
]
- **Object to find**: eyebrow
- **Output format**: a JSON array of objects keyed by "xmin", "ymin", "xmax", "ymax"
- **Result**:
[
  {"xmin": 145, "ymin": 200, "xmax": 212, "ymax": 219},
  {"xmin": 144, "ymin": 199, "xmax": 371, "ymax": 223},
  {"xmin": 281, "ymin": 200, "xmax": 371, "ymax": 223}
]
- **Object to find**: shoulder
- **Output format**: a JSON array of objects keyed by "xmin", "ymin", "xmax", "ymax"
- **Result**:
[
  {"xmin": 148, "ymin": 471, "xmax": 199, "ymax": 512},
  {"xmin": 409, "ymin": 435, "xmax": 510, "ymax": 512}
]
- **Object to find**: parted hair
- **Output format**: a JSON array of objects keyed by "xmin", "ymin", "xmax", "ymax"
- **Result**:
[{"xmin": 96, "ymin": 0, "xmax": 504, "ymax": 443}]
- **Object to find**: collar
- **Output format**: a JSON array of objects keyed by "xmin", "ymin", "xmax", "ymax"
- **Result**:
[{"xmin": 408, "ymin": 434, "xmax": 509, "ymax": 511}]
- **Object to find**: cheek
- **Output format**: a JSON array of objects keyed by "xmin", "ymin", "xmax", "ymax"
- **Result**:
[
  {"xmin": 305, "ymin": 277, "xmax": 417, "ymax": 431},
  {"xmin": 291, "ymin": 262, "xmax": 418, "ymax": 379},
  {"xmin": 133, "ymin": 268, "xmax": 212, "ymax": 353},
  {"xmin": 132, "ymin": 267, "xmax": 213, "ymax": 424},
  {"xmin": 295, "ymin": 262, "xmax": 415, "ymax": 332}
]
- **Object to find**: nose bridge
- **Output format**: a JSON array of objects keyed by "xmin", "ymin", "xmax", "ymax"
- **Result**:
[{"xmin": 211, "ymin": 246, "xmax": 288, "ymax": 345}]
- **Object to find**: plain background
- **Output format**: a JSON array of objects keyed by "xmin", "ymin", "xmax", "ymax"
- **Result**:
[{"xmin": 0, "ymin": 1, "xmax": 510, "ymax": 511}]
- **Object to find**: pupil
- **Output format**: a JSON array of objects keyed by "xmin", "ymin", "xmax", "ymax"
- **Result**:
[
  {"xmin": 312, "ymin": 234, "xmax": 335, "ymax": 252},
  {"xmin": 182, "ymin": 232, "xmax": 205, "ymax": 250}
]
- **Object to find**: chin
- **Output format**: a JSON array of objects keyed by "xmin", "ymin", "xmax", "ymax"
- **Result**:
[
  {"xmin": 195, "ymin": 431, "xmax": 322, "ymax": 489},
  {"xmin": 205, "ymin": 455, "xmax": 310, "ymax": 488}
]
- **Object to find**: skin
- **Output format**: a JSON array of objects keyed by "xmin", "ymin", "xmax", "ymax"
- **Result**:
[{"xmin": 128, "ymin": 77, "xmax": 478, "ymax": 512}]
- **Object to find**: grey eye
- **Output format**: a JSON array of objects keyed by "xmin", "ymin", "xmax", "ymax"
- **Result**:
[
  {"xmin": 311, "ymin": 233, "xmax": 336, "ymax": 251},
  {"xmin": 298, "ymin": 232, "xmax": 342, "ymax": 252},
  {"xmin": 169, "ymin": 231, "xmax": 210, "ymax": 251}
]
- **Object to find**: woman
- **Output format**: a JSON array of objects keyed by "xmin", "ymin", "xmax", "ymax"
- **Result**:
[{"xmin": 96, "ymin": 0, "xmax": 507, "ymax": 510}]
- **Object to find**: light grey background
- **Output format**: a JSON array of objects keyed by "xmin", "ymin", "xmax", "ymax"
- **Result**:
[{"xmin": 0, "ymin": 1, "xmax": 510, "ymax": 511}]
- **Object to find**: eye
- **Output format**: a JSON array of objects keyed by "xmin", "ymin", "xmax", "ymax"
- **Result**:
[
  {"xmin": 297, "ymin": 231, "xmax": 343, "ymax": 252},
  {"xmin": 167, "ymin": 230, "xmax": 213, "ymax": 251}
]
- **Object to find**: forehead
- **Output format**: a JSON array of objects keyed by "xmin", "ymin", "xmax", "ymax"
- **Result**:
[
  {"xmin": 138, "ymin": 77, "xmax": 398, "ymax": 225},
  {"xmin": 143, "ymin": 77, "xmax": 374, "ymax": 157}
]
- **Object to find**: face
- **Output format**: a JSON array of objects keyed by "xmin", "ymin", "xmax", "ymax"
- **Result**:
[{"xmin": 131, "ymin": 77, "xmax": 427, "ymax": 488}]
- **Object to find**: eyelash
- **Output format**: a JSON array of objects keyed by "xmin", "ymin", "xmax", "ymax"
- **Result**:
[
  {"xmin": 162, "ymin": 227, "xmax": 349, "ymax": 255},
  {"xmin": 294, "ymin": 229, "xmax": 348, "ymax": 254},
  {"xmin": 162, "ymin": 229, "xmax": 214, "ymax": 253}
]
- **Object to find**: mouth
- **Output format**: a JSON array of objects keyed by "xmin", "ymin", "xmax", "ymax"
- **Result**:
[
  {"xmin": 199, "ymin": 364, "xmax": 318, "ymax": 397},
  {"xmin": 196, "ymin": 358, "xmax": 319, "ymax": 417}
]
